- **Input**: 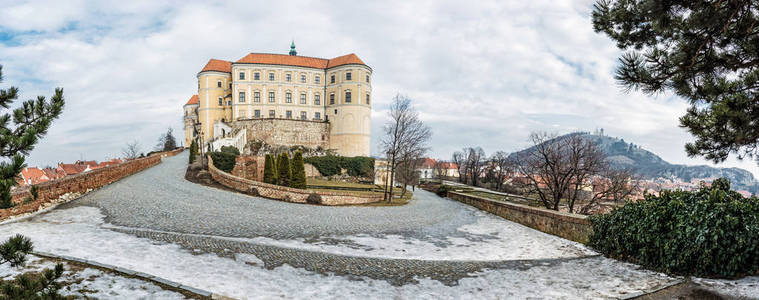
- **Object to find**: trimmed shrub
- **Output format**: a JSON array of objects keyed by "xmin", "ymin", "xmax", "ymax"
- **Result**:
[
  {"xmin": 304, "ymin": 155, "xmax": 375, "ymax": 177},
  {"xmin": 588, "ymin": 178, "xmax": 759, "ymax": 278},
  {"xmin": 290, "ymin": 151, "xmax": 307, "ymax": 189},
  {"xmin": 220, "ymin": 145, "xmax": 240, "ymax": 156},
  {"xmin": 209, "ymin": 151, "xmax": 236, "ymax": 173},
  {"xmin": 263, "ymin": 154, "xmax": 277, "ymax": 184},
  {"xmin": 436, "ymin": 185, "xmax": 451, "ymax": 197},
  {"xmin": 277, "ymin": 153, "xmax": 291, "ymax": 187},
  {"xmin": 189, "ymin": 140, "xmax": 198, "ymax": 163}
]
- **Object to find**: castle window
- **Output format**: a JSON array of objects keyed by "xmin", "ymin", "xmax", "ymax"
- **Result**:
[
  {"xmin": 218, "ymin": 97, "xmax": 223, "ymax": 106},
  {"xmin": 217, "ymin": 81, "xmax": 222, "ymax": 88},
  {"xmin": 315, "ymin": 76, "xmax": 320, "ymax": 84},
  {"xmin": 366, "ymin": 94, "xmax": 370, "ymax": 105},
  {"xmin": 314, "ymin": 94, "xmax": 320, "ymax": 105},
  {"xmin": 366, "ymin": 75, "xmax": 370, "ymax": 83},
  {"xmin": 330, "ymin": 74, "xmax": 335, "ymax": 84},
  {"xmin": 254, "ymin": 72, "xmax": 260, "ymax": 80},
  {"xmin": 345, "ymin": 91, "xmax": 351, "ymax": 103},
  {"xmin": 301, "ymin": 74, "xmax": 306, "ymax": 83},
  {"xmin": 254, "ymin": 110, "xmax": 261, "ymax": 118},
  {"xmin": 269, "ymin": 73, "xmax": 275, "ymax": 81},
  {"xmin": 229, "ymin": 83, "xmax": 232, "ymax": 89},
  {"xmin": 239, "ymin": 91, "xmax": 245, "ymax": 103},
  {"xmin": 239, "ymin": 72, "xmax": 245, "ymax": 80},
  {"xmin": 269, "ymin": 91, "xmax": 275, "ymax": 102},
  {"xmin": 300, "ymin": 93, "xmax": 306, "ymax": 104},
  {"xmin": 330, "ymin": 93, "xmax": 335, "ymax": 105},
  {"xmin": 286, "ymin": 110, "xmax": 292, "ymax": 119},
  {"xmin": 285, "ymin": 92, "xmax": 292, "ymax": 103},
  {"xmin": 300, "ymin": 111, "xmax": 307, "ymax": 120},
  {"xmin": 227, "ymin": 100, "xmax": 232, "ymax": 106},
  {"xmin": 269, "ymin": 110, "xmax": 275, "ymax": 118},
  {"xmin": 254, "ymin": 92, "xmax": 260, "ymax": 103},
  {"xmin": 315, "ymin": 112, "xmax": 321, "ymax": 120},
  {"xmin": 286, "ymin": 74, "xmax": 292, "ymax": 82},
  {"xmin": 346, "ymin": 72, "xmax": 352, "ymax": 81}
]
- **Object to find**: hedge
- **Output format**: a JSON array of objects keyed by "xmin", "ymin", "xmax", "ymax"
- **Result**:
[
  {"xmin": 588, "ymin": 178, "xmax": 759, "ymax": 278},
  {"xmin": 209, "ymin": 151, "xmax": 236, "ymax": 173},
  {"xmin": 304, "ymin": 155, "xmax": 374, "ymax": 177}
]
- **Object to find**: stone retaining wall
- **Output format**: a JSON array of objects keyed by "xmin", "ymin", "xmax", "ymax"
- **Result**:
[
  {"xmin": 208, "ymin": 156, "xmax": 381, "ymax": 206},
  {"xmin": 447, "ymin": 191, "xmax": 593, "ymax": 243},
  {"xmin": 1, "ymin": 149, "xmax": 183, "ymax": 220}
]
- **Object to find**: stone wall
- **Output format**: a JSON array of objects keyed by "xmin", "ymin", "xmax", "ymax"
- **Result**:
[
  {"xmin": 208, "ymin": 155, "xmax": 381, "ymax": 206},
  {"xmin": 231, "ymin": 156, "xmax": 264, "ymax": 181},
  {"xmin": 447, "ymin": 191, "xmax": 593, "ymax": 244},
  {"xmin": 233, "ymin": 119, "xmax": 330, "ymax": 151},
  {"xmin": 2, "ymin": 148, "xmax": 183, "ymax": 220}
]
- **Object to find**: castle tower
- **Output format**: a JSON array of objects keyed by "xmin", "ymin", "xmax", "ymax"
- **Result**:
[{"xmin": 325, "ymin": 54, "xmax": 372, "ymax": 157}]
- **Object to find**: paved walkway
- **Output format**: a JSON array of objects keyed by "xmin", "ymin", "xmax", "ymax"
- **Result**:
[{"xmin": 0, "ymin": 152, "xmax": 693, "ymax": 298}]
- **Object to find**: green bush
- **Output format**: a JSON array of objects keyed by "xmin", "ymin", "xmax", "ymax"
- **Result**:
[
  {"xmin": 290, "ymin": 151, "xmax": 307, "ymax": 189},
  {"xmin": 209, "ymin": 151, "xmax": 236, "ymax": 173},
  {"xmin": 277, "ymin": 153, "xmax": 291, "ymax": 187},
  {"xmin": 189, "ymin": 140, "xmax": 198, "ymax": 163},
  {"xmin": 437, "ymin": 185, "xmax": 451, "ymax": 197},
  {"xmin": 588, "ymin": 178, "xmax": 759, "ymax": 278},
  {"xmin": 220, "ymin": 145, "xmax": 240, "ymax": 156},
  {"xmin": 263, "ymin": 154, "xmax": 277, "ymax": 184},
  {"xmin": 304, "ymin": 155, "xmax": 374, "ymax": 177}
]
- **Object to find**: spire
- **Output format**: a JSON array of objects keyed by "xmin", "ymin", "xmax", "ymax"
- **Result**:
[{"xmin": 289, "ymin": 40, "xmax": 297, "ymax": 56}]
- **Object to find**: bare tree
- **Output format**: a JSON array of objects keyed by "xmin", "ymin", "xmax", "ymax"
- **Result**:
[
  {"xmin": 578, "ymin": 168, "xmax": 641, "ymax": 214},
  {"xmin": 380, "ymin": 94, "xmax": 432, "ymax": 201},
  {"xmin": 451, "ymin": 151, "xmax": 464, "ymax": 183},
  {"xmin": 396, "ymin": 156, "xmax": 424, "ymax": 196},
  {"xmin": 432, "ymin": 160, "xmax": 448, "ymax": 181},
  {"xmin": 122, "ymin": 140, "xmax": 141, "ymax": 160},
  {"xmin": 462, "ymin": 147, "xmax": 486, "ymax": 187},
  {"xmin": 513, "ymin": 132, "xmax": 639, "ymax": 213},
  {"xmin": 489, "ymin": 151, "xmax": 512, "ymax": 191}
]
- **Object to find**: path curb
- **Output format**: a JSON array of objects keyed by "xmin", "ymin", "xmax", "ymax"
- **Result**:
[
  {"xmin": 31, "ymin": 251, "xmax": 229, "ymax": 299},
  {"xmin": 619, "ymin": 279, "xmax": 685, "ymax": 299}
]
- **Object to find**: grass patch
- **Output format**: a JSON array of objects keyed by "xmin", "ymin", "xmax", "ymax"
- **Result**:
[
  {"xmin": 307, "ymin": 178, "xmax": 378, "ymax": 189},
  {"xmin": 360, "ymin": 190, "xmax": 413, "ymax": 207}
]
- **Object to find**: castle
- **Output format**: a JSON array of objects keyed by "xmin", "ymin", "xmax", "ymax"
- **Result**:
[{"xmin": 184, "ymin": 43, "xmax": 372, "ymax": 157}]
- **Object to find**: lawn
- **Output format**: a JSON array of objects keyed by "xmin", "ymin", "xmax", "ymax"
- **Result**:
[{"xmin": 307, "ymin": 178, "xmax": 379, "ymax": 190}]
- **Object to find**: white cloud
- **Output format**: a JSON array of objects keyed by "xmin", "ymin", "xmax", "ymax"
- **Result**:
[{"xmin": 1, "ymin": 0, "xmax": 757, "ymax": 178}]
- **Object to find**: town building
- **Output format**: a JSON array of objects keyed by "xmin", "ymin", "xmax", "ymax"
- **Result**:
[{"xmin": 183, "ymin": 43, "xmax": 372, "ymax": 157}]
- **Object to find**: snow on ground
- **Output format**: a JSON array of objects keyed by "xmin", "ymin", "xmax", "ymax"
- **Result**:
[
  {"xmin": 693, "ymin": 277, "xmax": 759, "ymax": 299},
  {"xmin": 0, "ymin": 255, "xmax": 187, "ymax": 299},
  {"xmin": 251, "ymin": 209, "xmax": 596, "ymax": 261},
  {"xmin": 0, "ymin": 206, "xmax": 680, "ymax": 299}
]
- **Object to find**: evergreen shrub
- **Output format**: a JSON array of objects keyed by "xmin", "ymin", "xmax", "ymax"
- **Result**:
[{"xmin": 209, "ymin": 151, "xmax": 236, "ymax": 173}]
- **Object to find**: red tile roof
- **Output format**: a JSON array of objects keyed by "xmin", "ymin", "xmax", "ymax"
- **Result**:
[
  {"xmin": 185, "ymin": 95, "xmax": 199, "ymax": 105},
  {"xmin": 200, "ymin": 59, "xmax": 232, "ymax": 73},
  {"xmin": 42, "ymin": 168, "xmax": 65, "ymax": 180},
  {"xmin": 232, "ymin": 53, "xmax": 367, "ymax": 70},
  {"xmin": 58, "ymin": 163, "xmax": 87, "ymax": 176},
  {"xmin": 21, "ymin": 167, "xmax": 49, "ymax": 185},
  {"xmin": 98, "ymin": 158, "xmax": 122, "ymax": 168}
]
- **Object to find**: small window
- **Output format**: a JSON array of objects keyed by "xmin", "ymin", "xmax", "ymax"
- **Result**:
[
  {"xmin": 254, "ymin": 72, "xmax": 260, "ymax": 80},
  {"xmin": 269, "ymin": 110, "xmax": 275, "ymax": 118},
  {"xmin": 286, "ymin": 74, "xmax": 292, "ymax": 82},
  {"xmin": 301, "ymin": 74, "xmax": 306, "ymax": 83},
  {"xmin": 366, "ymin": 75, "xmax": 370, "ymax": 83},
  {"xmin": 254, "ymin": 110, "xmax": 261, "ymax": 118},
  {"xmin": 269, "ymin": 73, "xmax": 275, "ymax": 81},
  {"xmin": 300, "ymin": 93, "xmax": 306, "ymax": 104},
  {"xmin": 315, "ymin": 76, "xmax": 320, "ymax": 84},
  {"xmin": 269, "ymin": 91, "xmax": 275, "ymax": 102},
  {"xmin": 227, "ymin": 100, "xmax": 232, "ymax": 106},
  {"xmin": 346, "ymin": 72, "xmax": 352, "ymax": 81},
  {"xmin": 300, "ymin": 111, "xmax": 307, "ymax": 120},
  {"xmin": 217, "ymin": 81, "xmax": 222, "ymax": 88},
  {"xmin": 239, "ymin": 91, "xmax": 245, "ymax": 103},
  {"xmin": 286, "ymin": 110, "xmax": 292, "ymax": 119},
  {"xmin": 218, "ymin": 97, "xmax": 223, "ymax": 106},
  {"xmin": 285, "ymin": 92, "xmax": 292, "ymax": 103},
  {"xmin": 314, "ymin": 94, "xmax": 320, "ymax": 105},
  {"xmin": 315, "ymin": 112, "xmax": 321, "ymax": 120},
  {"xmin": 330, "ymin": 93, "xmax": 335, "ymax": 105},
  {"xmin": 366, "ymin": 94, "xmax": 370, "ymax": 105},
  {"xmin": 229, "ymin": 83, "xmax": 232, "ymax": 89},
  {"xmin": 254, "ymin": 92, "xmax": 260, "ymax": 103},
  {"xmin": 330, "ymin": 74, "xmax": 335, "ymax": 84},
  {"xmin": 345, "ymin": 91, "xmax": 351, "ymax": 103},
  {"xmin": 334, "ymin": 109, "xmax": 337, "ymax": 114},
  {"xmin": 239, "ymin": 72, "xmax": 245, "ymax": 80}
]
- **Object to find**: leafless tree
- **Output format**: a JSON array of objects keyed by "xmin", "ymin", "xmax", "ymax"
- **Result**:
[
  {"xmin": 451, "ymin": 151, "xmax": 464, "ymax": 183},
  {"xmin": 380, "ymin": 94, "xmax": 432, "ymax": 201},
  {"xmin": 395, "ymin": 156, "xmax": 424, "ymax": 196},
  {"xmin": 577, "ymin": 168, "xmax": 641, "ymax": 214},
  {"xmin": 432, "ymin": 160, "xmax": 448, "ymax": 181},
  {"xmin": 122, "ymin": 140, "xmax": 141, "ymax": 160},
  {"xmin": 462, "ymin": 147, "xmax": 486, "ymax": 187},
  {"xmin": 489, "ymin": 151, "xmax": 512, "ymax": 191}
]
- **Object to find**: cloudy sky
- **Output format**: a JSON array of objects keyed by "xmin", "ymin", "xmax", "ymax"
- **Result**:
[{"xmin": 1, "ymin": 0, "xmax": 757, "ymax": 177}]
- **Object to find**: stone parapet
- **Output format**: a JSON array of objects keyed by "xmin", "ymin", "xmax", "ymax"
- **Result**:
[
  {"xmin": 447, "ymin": 191, "xmax": 593, "ymax": 244},
  {"xmin": 208, "ymin": 155, "xmax": 381, "ymax": 205}
]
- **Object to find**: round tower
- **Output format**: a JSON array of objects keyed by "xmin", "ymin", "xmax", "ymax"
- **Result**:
[{"xmin": 325, "ymin": 63, "xmax": 372, "ymax": 157}]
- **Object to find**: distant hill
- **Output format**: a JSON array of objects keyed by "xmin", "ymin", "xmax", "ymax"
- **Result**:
[{"xmin": 515, "ymin": 132, "xmax": 759, "ymax": 194}]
